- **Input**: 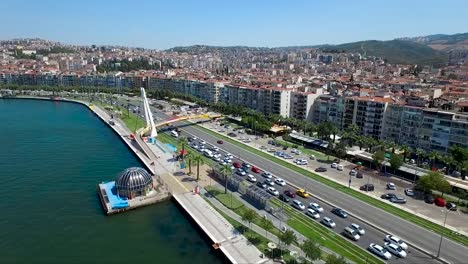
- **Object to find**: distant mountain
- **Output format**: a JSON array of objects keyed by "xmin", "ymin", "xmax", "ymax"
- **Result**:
[
  {"xmin": 397, "ymin": 33, "xmax": 468, "ymax": 51},
  {"xmin": 321, "ymin": 40, "xmax": 448, "ymax": 66}
]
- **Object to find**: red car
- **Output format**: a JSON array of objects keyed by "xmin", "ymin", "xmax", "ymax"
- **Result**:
[
  {"xmin": 284, "ymin": 190, "xmax": 296, "ymax": 198},
  {"xmin": 217, "ymin": 140, "xmax": 224, "ymax": 144},
  {"xmin": 435, "ymin": 197, "xmax": 446, "ymax": 207},
  {"xmin": 251, "ymin": 166, "xmax": 261, "ymax": 173},
  {"xmin": 233, "ymin": 162, "xmax": 241, "ymax": 168}
]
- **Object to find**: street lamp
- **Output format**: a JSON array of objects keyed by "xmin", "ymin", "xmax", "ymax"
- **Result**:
[{"xmin": 436, "ymin": 204, "xmax": 454, "ymax": 258}]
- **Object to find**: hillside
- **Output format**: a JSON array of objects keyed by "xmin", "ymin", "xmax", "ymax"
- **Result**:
[
  {"xmin": 397, "ymin": 33, "xmax": 468, "ymax": 51},
  {"xmin": 329, "ymin": 40, "xmax": 448, "ymax": 66}
]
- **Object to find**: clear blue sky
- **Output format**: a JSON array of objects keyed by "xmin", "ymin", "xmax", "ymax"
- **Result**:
[{"xmin": 1, "ymin": 0, "xmax": 467, "ymax": 49}]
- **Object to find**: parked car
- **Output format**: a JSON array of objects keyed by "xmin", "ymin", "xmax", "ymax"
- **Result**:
[
  {"xmin": 309, "ymin": 203, "xmax": 324, "ymax": 213},
  {"xmin": 284, "ymin": 190, "xmax": 296, "ymax": 198},
  {"xmin": 251, "ymin": 166, "xmax": 261, "ymax": 173},
  {"xmin": 424, "ymin": 194, "xmax": 435, "ymax": 204},
  {"xmin": 386, "ymin": 182, "xmax": 396, "ymax": 190},
  {"xmin": 306, "ymin": 208, "xmax": 320, "ymax": 219},
  {"xmin": 368, "ymin": 243, "xmax": 392, "ymax": 260},
  {"xmin": 233, "ymin": 162, "xmax": 241, "ymax": 168},
  {"xmin": 435, "ymin": 197, "xmax": 446, "ymax": 207},
  {"xmin": 278, "ymin": 194, "xmax": 290, "ymax": 202},
  {"xmin": 332, "ymin": 208, "xmax": 348, "ymax": 218},
  {"xmin": 264, "ymin": 179, "xmax": 274, "ymax": 186},
  {"xmin": 331, "ymin": 163, "xmax": 338, "ymax": 168},
  {"xmin": 350, "ymin": 223, "xmax": 365, "ymax": 235},
  {"xmin": 275, "ymin": 178, "xmax": 286, "ymax": 186},
  {"xmin": 360, "ymin": 184, "xmax": 375, "ymax": 191},
  {"xmin": 315, "ymin": 167, "xmax": 327, "ymax": 172},
  {"xmin": 236, "ymin": 169, "xmax": 246, "ymax": 176},
  {"xmin": 295, "ymin": 158, "xmax": 308, "ymax": 165},
  {"xmin": 349, "ymin": 170, "xmax": 357, "ymax": 176},
  {"xmin": 404, "ymin": 188, "xmax": 415, "ymax": 196},
  {"xmin": 384, "ymin": 242, "xmax": 407, "ymax": 258},
  {"xmin": 381, "ymin": 193, "xmax": 397, "ymax": 200},
  {"xmin": 267, "ymin": 187, "xmax": 279, "ymax": 196},
  {"xmin": 356, "ymin": 171, "xmax": 364, "ymax": 178},
  {"xmin": 384, "ymin": 235, "xmax": 408, "ymax": 250},
  {"xmin": 247, "ymin": 174, "xmax": 257, "ymax": 183},
  {"xmin": 292, "ymin": 200, "xmax": 306, "ymax": 210},
  {"xmin": 344, "ymin": 226, "xmax": 361, "ymax": 241},
  {"xmin": 309, "ymin": 155, "xmax": 316, "ymax": 160},
  {"xmin": 321, "ymin": 217, "xmax": 336, "ymax": 228},
  {"xmin": 296, "ymin": 189, "xmax": 309, "ymax": 198},
  {"xmin": 337, "ymin": 164, "xmax": 344, "ymax": 171},
  {"xmin": 446, "ymin": 202, "xmax": 457, "ymax": 211},
  {"xmin": 256, "ymin": 181, "xmax": 267, "ymax": 189},
  {"xmin": 390, "ymin": 196, "xmax": 407, "ymax": 204},
  {"xmin": 227, "ymin": 132, "xmax": 237, "ymax": 137},
  {"xmin": 242, "ymin": 163, "xmax": 251, "ymax": 169},
  {"xmin": 261, "ymin": 171, "xmax": 272, "ymax": 178},
  {"xmin": 217, "ymin": 140, "xmax": 223, "ymax": 144}
]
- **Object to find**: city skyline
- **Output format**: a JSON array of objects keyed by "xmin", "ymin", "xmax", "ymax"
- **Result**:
[{"xmin": 1, "ymin": 0, "xmax": 467, "ymax": 49}]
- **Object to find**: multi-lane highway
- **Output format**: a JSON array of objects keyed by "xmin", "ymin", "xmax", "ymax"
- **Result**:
[{"xmin": 115, "ymin": 96, "xmax": 466, "ymax": 263}]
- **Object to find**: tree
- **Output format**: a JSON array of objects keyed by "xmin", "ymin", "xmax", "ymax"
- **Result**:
[
  {"xmin": 279, "ymin": 230, "xmax": 297, "ymax": 251},
  {"xmin": 416, "ymin": 148, "xmax": 425, "ymax": 166},
  {"xmin": 326, "ymin": 142, "xmax": 334, "ymax": 161},
  {"xmin": 241, "ymin": 208, "xmax": 257, "ymax": 229},
  {"xmin": 301, "ymin": 239, "xmax": 321, "ymax": 260},
  {"xmin": 260, "ymin": 217, "xmax": 274, "ymax": 239},
  {"xmin": 372, "ymin": 150, "xmax": 385, "ymax": 171},
  {"xmin": 401, "ymin": 145, "xmax": 412, "ymax": 162},
  {"xmin": 325, "ymin": 254, "xmax": 348, "ymax": 264},
  {"xmin": 192, "ymin": 154, "xmax": 204, "ymax": 181},
  {"xmin": 185, "ymin": 152, "xmax": 193, "ymax": 175},
  {"xmin": 177, "ymin": 136, "xmax": 188, "ymax": 161},
  {"xmin": 389, "ymin": 153, "xmax": 404, "ymax": 173},
  {"xmin": 417, "ymin": 172, "xmax": 452, "ymax": 195},
  {"xmin": 334, "ymin": 141, "xmax": 347, "ymax": 158},
  {"xmin": 449, "ymin": 145, "xmax": 468, "ymax": 177},
  {"xmin": 220, "ymin": 164, "xmax": 233, "ymax": 194}
]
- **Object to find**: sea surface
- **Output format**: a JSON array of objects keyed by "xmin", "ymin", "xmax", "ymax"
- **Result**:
[{"xmin": 0, "ymin": 99, "xmax": 223, "ymax": 264}]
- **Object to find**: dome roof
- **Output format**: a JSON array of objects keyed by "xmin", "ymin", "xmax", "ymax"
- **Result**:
[{"xmin": 115, "ymin": 167, "xmax": 152, "ymax": 191}]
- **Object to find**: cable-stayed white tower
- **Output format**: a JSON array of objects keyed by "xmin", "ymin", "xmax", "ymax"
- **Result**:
[{"xmin": 140, "ymin": 87, "xmax": 157, "ymax": 138}]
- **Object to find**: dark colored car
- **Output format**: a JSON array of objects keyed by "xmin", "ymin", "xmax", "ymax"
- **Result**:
[
  {"xmin": 331, "ymin": 208, "xmax": 348, "ymax": 218},
  {"xmin": 356, "ymin": 171, "xmax": 364, "ymax": 178},
  {"xmin": 187, "ymin": 137, "xmax": 194, "ymax": 142},
  {"xmin": 227, "ymin": 133, "xmax": 237, "ymax": 137},
  {"xmin": 381, "ymin": 193, "xmax": 397, "ymax": 200},
  {"xmin": 435, "ymin": 197, "xmax": 446, "ymax": 207},
  {"xmin": 333, "ymin": 158, "xmax": 341, "ymax": 163},
  {"xmin": 279, "ymin": 194, "xmax": 290, "ymax": 203},
  {"xmin": 256, "ymin": 181, "xmax": 267, "ymax": 189},
  {"xmin": 424, "ymin": 194, "xmax": 435, "ymax": 204},
  {"xmin": 315, "ymin": 167, "xmax": 327, "ymax": 172},
  {"xmin": 284, "ymin": 190, "xmax": 296, "ymax": 198},
  {"xmin": 217, "ymin": 140, "xmax": 224, "ymax": 144},
  {"xmin": 360, "ymin": 184, "xmax": 374, "ymax": 191},
  {"xmin": 446, "ymin": 202, "xmax": 457, "ymax": 211},
  {"xmin": 390, "ymin": 197, "xmax": 407, "ymax": 204}
]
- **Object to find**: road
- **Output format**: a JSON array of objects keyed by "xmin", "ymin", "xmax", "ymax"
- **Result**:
[{"xmin": 114, "ymin": 96, "xmax": 465, "ymax": 263}]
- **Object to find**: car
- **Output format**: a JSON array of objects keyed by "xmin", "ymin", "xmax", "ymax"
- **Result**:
[
  {"xmin": 295, "ymin": 158, "xmax": 308, "ymax": 165},
  {"xmin": 306, "ymin": 208, "xmax": 320, "ymax": 219},
  {"xmin": 284, "ymin": 190, "xmax": 296, "ymax": 198},
  {"xmin": 337, "ymin": 164, "xmax": 344, "ymax": 171},
  {"xmin": 261, "ymin": 171, "xmax": 272, "ymax": 178},
  {"xmin": 256, "ymin": 181, "xmax": 267, "ymax": 189},
  {"xmin": 331, "ymin": 163, "xmax": 338, "ymax": 168},
  {"xmin": 251, "ymin": 166, "xmax": 261, "ymax": 173},
  {"xmin": 360, "ymin": 183, "xmax": 374, "ymax": 191},
  {"xmin": 193, "ymin": 145, "xmax": 200, "ymax": 150},
  {"xmin": 236, "ymin": 169, "xmax": 246, "ymax": 176},
  {"xmin": 217, "ymin": 140, "xmax": 224, "ymax": 144},
  {"xmin": 368, "ymin": 243, "xmax": 392, "ymax": 260},
  {"xmin": 292, "ymin": 200, "xmax": 306, "ymax": 210},
  {"xmin": 384, "ymin": 235, "xmax": 408, "ymax": 250},
  {"xmin": 247, "ymin": 174, "xmax": 257, "ymax": 183},
  {"xmin": 283, "ymin": 154, "xmax": 293, "ymax": 159},
  {"xmin": 404, "ymin": 188, "xmax": 414, "ymax": 196},
  {"xmin": 435, "ymin": 197, "xmax": 446, "ymax": 207},
  {"xmin": 350, "ymin": 223, "xmax": 365, "ymax": 235},
  {"xmin": 309, "ymin": 203, "xmax": 324, "ymax": 213},
  {"xmin": 447, "ymin": 202, "xmax": 457, "ymax": 211},
  {"xmin": 275, "ymin": 178, "xmax": 286, "ymax": 186},
  {"xmin": 291, "ymin": 148, "xmax": 298, "ymax": 154},
  {"xmin": 268, "ymin": 148, "xmax": 276, "ymax": 152},
  {"xmin": 242, "ymin": 163, "xmax": 251, "ymax": 169},
  {"xmin": 390, "ymin": 196, "xmax": 407, "ymax": 204},
  {"xmin": 296, "ymin": 189, "xmax": 309, "ymax": 198},
  {"xmin": 309, "ymin": 155, "xmax": 316, "ymax": 160},
  {"xmin": 278, "ymin": 194, "xmax": 290, "ymax": 202},
  {"xmin": 315, "ymin": 167, "xmax": 327, "ymax": 172},
  {"xmin": 332, "ymin": 208, "xmax": 348, "ymax": 218},
  {"xmin": 213, "ymin": 157, "xmax": 222, "ymax": 162},
  {"xmin": 381, "ymin": 193, "xmax": 397, "ymax": 200},
  {"xmin": 227, "ymin": 133, "xmax": 237, "ymax": 137},
  {"xmin": 344, "ymin": 226, "xmax": 361, "ymax": 241},
  {"xmin": 267, "ymin": 187, "xmax": 279, "ymax": 196},
  {"xmin": 349, "ymin": 170, "xmax": 357, "ymax": 176},
  {"xmin": 187, "ymin": 137, "xmax": 194, "ymax": 142},
  {"xmin": 212, "ymin": 147, "xmax": 219, "ymax": 152},
  {"xmin": 424, "ymin": 194, "xmax": 435, "ymax": 204},
  {"xmin": 321, "ymin": 217, "xmax": 336, "ymax": 228},
  {"xmin": 233, "ymin": 162, "xmax": 241, "ymax": 168},
  {"xmin": 200, "ymin": 140, "xmax": 206, "ymax": 145},
  {"xmin": 259, "ymin": 145, "xmax": 267, "ymax": 150},
  {"xmin": 264, "ymin": 179, "xmax": 274, "ymax": 186},
  {"xmin": 356, "ymin": 171, "xmax": 364, "ymax": 178},
  {"xmin": 384, "ymin": 242, "xmax": 407, "ymax": 258},
  {"xmin": 387, "ymin": 182, "xmax": 396, "ymax": 190}
]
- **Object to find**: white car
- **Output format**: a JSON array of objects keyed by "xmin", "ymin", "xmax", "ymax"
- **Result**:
[
  {"xmin": 337, "ymin": 164, "xmax": 344, "ymax": 171},
  {"xmin": 261, "ymin": 172, "xmax": 272, "ymax": 178},
  {"xmin": 349, "ymin": 170, "xmax": 357, "ymax": 176},
  {"xmin": 213, "ymin": 157, "xmax": 221, "ymax": 162},
  {"xmin": 368, "ymin": 243, "xmax": 392, "ymax": 260},
  {"xmin": 236, "ymin": 170, "xmax": 246, "ymax": 176},
  {"xmin": 295, "ymin": 159, "xmax": 308, "ymax": 165},
  {"xmin": 265, "ymin": 179, "xmax": 274, "ymax": 186},
  {"xmin": 247, "ymin": 174, "xmax": 257, "ymax": 183},
  {"xmin": 292, "ymin": 200, "xmax": 306, "ymax": 210},
  {"xmin": 193, "ymin": 145, "xmax": 199, "ymax": 150},
  {"xmin": 200, "ymin": 140, "xmax": 206, "ymax": 145},
  {"xmin": 306, "ymin": 209, "xmax": 320, "ymax": 219},
  {"xmin": 321, "ymin": 217, "xmax": 336, "ymax": 228},
  {"xmin": 309, "ymin": 203, "xmax": 324, "ymax": 213},
  {"xmin": 224, "ymin": 158, "xmax": 232, "ymax": 163},
  {"xmin": 275, "ymin": 178, "xmax": 286, "ymax": 186},
  {"xmin": 212, "ymin": 147, "xmax": 219, "ymax": 151},
  {"xmin": 267, "ymin": 187, "xmax": 279, "ymax": 196},
  {"xmin": 384, "ymin": 242, "xmax": 407, "ymax": 258},
  {"xmin": 331, "ymin": 163, "xmax": 338, "ymax": 168},
  {"xmin": 350, "ymin": 223, "xmax": 365, "ymax": 235},
  {"xmin": 384, "ymin": 235, "xmax": 408, "ymax": 250}
]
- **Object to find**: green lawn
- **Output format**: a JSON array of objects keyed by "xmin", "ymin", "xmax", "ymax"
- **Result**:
[
  {"xmin": 275, "ymin": 139, "xmax": 328, "ymax": 160},
  {"xmin": 194, "ymin": 124, "xmax": 468, "ymax": 247},
  {"xmin": 91, "ymin": 101, "xmax": 146, "ymax": 132}
]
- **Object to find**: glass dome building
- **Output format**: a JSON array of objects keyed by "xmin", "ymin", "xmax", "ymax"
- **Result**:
[{"xmin": 115, "ymin": 167, "xmax": 154, "ymax": 199}]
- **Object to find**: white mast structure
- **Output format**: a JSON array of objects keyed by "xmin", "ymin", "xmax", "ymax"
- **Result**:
[{"xmin": 140, "ymin": 87, "xmax": 157, "ymax": 138}]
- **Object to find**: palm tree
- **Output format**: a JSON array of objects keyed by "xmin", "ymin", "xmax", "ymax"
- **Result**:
[
  {"xmin": 185, "ymin": 152, "xmax": 193, "ymax": 175},
  {"xmin": 220, "ymin": 164, "xmax": 233, "ymax": 194},
  {"xmin": 192, "ymin": 154, "xmax": 204, "ymax": 181},
  {"xmin": 401, "ymin": 145, "xmax": 412, "ymax": 162},
  {"xmin": 416, "ymin": 148, "xmax": 425, "ymax": 166},
  {"xmin": 429, "ymin": 151, "xmax": 440, "ymax": 170},
  {"xmin": 178, "ymin": 136, "xmax": 188, "ymax": 161}
]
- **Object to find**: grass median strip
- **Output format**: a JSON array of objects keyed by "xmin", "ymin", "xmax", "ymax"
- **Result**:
[{"xmin": 193, "ymin": 124, "xmax": 468, "ymax": 247}]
